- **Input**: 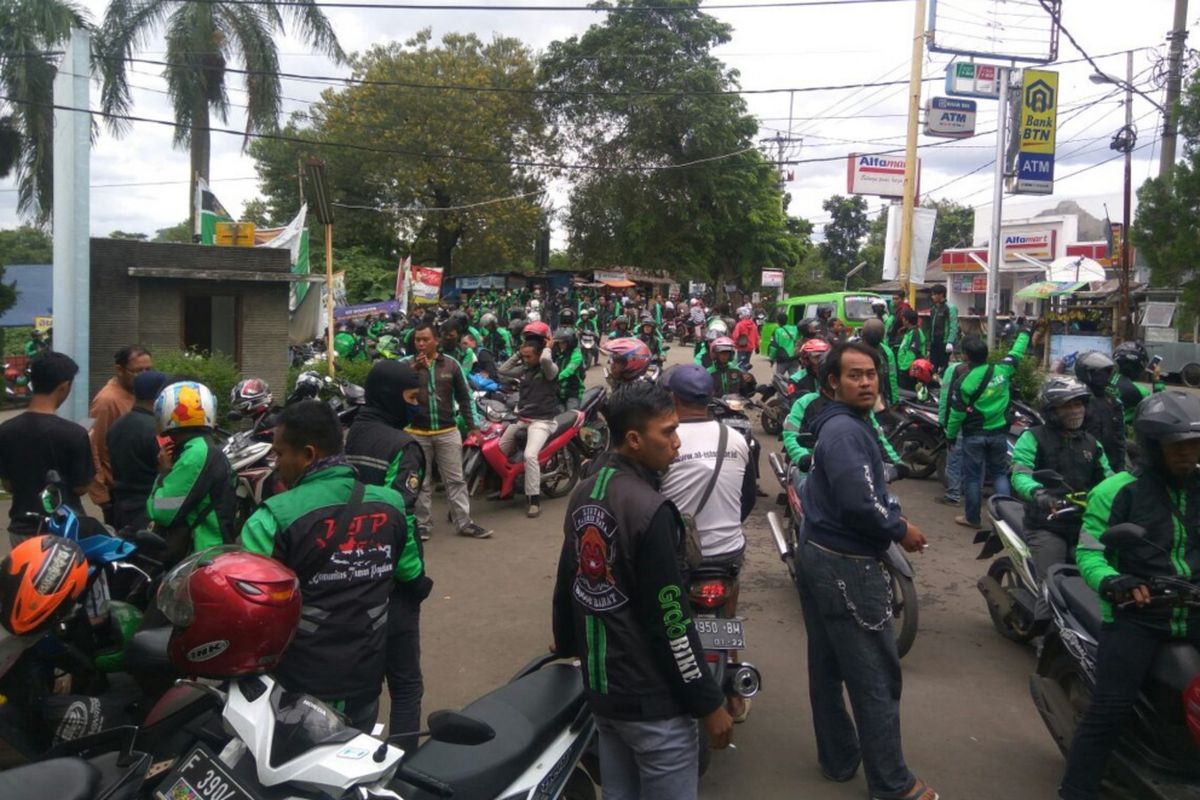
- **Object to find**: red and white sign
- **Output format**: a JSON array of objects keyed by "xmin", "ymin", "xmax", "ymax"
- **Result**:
[
  {"xmin": 847, "ymin": 153, "xmax": 920, "ymax": 198},
  {"xmin": 411, "ymin": 266, "xmax": 444, "ymax": 304},
  {"xmin": 761, "ymin": 269, "xmax": 784, "ymax": 288},
  {"xmin": 1002, "ymin": 230, "xmax": 1056, "ymax": 261}
]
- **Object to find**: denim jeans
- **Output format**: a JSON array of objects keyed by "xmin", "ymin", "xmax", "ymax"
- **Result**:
[
  {"xmin": 737, "ymin": 351, "xmax": 752, "ymax": 369},
  {"xmin": 595, "ymin": 714, "xmax": 698, "ymax": 800},
  {"xmin": 943, "ymin": 439, "xmax": 963, "ymax": 501},
  {"xmin": 796, "ymin": 540, "xmax": 915, "ymax": 798},
  {"xmin": 961, "ymin": 432, "xmax": 1011, "ymax": 525}
]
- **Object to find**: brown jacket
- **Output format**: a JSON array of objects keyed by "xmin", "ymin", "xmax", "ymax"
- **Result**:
[{"xmin": 88, "ymin": 377, "xmax": 133, "ymax": 505}]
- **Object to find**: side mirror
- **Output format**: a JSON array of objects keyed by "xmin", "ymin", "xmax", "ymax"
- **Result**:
[
  {"xmin": 1032, "ymin": 469, "xmax": 1064, "ymax": 488},
  {"xmin": 1099, "ymin": 523, "xmax": 1147, "ymax": 549},
  {"xmin": 427, "ymin": 710, "xmax": 496, "ymax": 746}
]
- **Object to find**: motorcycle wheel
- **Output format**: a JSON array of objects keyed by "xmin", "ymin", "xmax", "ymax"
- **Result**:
[
  {"xmin": 761, "ymin": 398, "xmax": 784, "ymax": 437},
  {"xmin": 562, "ymin": 767, "xmax": 596, "ymax": 800},
  {"xmin": 985, "ymin": 558, "xmax": 1042, "ymax": 643},
  {"xmin": 1043, "ymin": 647, "xmax": 1092, "ymax": 756},
  {"xmin": 540, "ymin": 446, "xmax": 580, "ymax": 499},
  {"xmin": 886, "ymin": 563, "xmax": 919, "ymax": 659},
  {"xmin": 891, "ymin": 428, "xmax": 940, "ymax": 480}
]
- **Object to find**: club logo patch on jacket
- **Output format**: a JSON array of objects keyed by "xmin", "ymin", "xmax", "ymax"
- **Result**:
[{"xmin": 571, "ymin": 504, "xmax": 628, "ymax": 612}]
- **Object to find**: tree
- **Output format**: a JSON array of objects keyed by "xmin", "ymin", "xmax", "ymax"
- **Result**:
[
  {"xmin": 1133, "ymin": 67, "xmax": 1200, "ymax": 323},
  {"xmin": 857, "ymin": 206, "xmax": 888, "ymax": 287},
  {"xmin": 240, "ymin": 198, "xmax": 274, "ymax": 228},
  {"xmin": 249, "ymin": 32, "xmax": 550, "ymax": 273},
  {"xmin": 0, "ymin": 0, "xmax": 91, "ymax": 222},
  {"xmin": 924, "ymin": 197, "xmax": 974, "ymax": 256},
  {"xmin": 539, "ymin": 1, "xmax": 802, "ymax": 290},
  {"xmin": 98, "ymin": 0, "xmax": 344, "ymax": 226},
  {"xmin": 153, "ymin": 219, "xmax": 192, "ymax": 243},
  {"xmin": 108, "ymin": 229, "xmax": 147, "ymax": 241},
  {"xmin": 819, "ymin": 194, "xmax": 869, "ymax": 283},
  {"xmin": 0, "ymin": 225, "xmax": 52, "ymax": 264}
]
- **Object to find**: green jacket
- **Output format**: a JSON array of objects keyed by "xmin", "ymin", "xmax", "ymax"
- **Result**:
[
  {"xmin": 878, "ymin": 341, "xmax": 900, "ymax": 406},
  {"xmin": 781, "ymin": 392, "xmax": 898, "ymax": 464},
  {"xmin": 938, "ymin": 360, "xmax": 966, "ymax": 430},
  {"xmin": 945, "ymin": 331, "xmax": 1030, "ymax": 440},
  {"xmin": 768, "ymin": 325, "xmax": 799, "ymax": 362},
  {"xmin": 896, "ymin": 327, "xmax": 927, "ymax": 371},
  {"xmin": 556, "ymin": 347, "xmax": 585, "ymax": 400},
  {"xmin": 146, "ymin": 435, "xmax": 237, "ymax": 553},
  {"xmin": 707, "ymin": 363, "xmax": 744, "ymax": 397},
  {"xmin": 926, "ymin": 302, "xmax": 958, "ymax": 346}
]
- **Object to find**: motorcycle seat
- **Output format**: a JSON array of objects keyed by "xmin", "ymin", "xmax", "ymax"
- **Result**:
[
  {"xmin": 991, "ymin": 497, "xmax": 1027, "ymax": 539},
  {"xmin": 1058, "ymin": 574, "xmax": 1103, "ymax": 638},
  {"xmin": 401, "ymin": 663, "xmax": 585, "ymax": 799},
  {"xmin": 125, "ymin": 626, "xmax": 174, "ymax": 674},
  {"xmin": 0, "ymin": 757, "xmax": 99, "ymax": 800},
  {"xmin": 580, "ymin": 386, "xmax": 605, "ymax": 411}
]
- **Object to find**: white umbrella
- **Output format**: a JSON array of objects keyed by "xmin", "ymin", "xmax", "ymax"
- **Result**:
[{"xmin": 1046, "ymin": 256, "xmax": 1106, "ymax": 283}]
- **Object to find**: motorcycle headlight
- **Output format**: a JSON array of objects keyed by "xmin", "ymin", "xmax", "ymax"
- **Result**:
[{"xmin": 725, "ymin": 398, "xmax": 746, "ymax": 412}]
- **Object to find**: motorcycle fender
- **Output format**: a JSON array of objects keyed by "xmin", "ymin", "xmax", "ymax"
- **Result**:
[
  {"xmin": 882, "ymin": 543, "xmax": 914, "ymax": 579},
  {"xmin": 975, "ymin": 533, "xmax": 1004, "ymax": 560}
]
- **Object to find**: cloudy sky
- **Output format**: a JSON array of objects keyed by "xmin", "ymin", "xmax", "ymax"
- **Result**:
[{"xmin": 0, "ymin": 0, "xmax": 1191, "ymax": 246}]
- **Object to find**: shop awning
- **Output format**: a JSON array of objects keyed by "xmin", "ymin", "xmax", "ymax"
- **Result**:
[
  {"xmin": 1015, "ymin": 280, "xmax": 1087, "ymax": 300},
  {"xmin": 602, "ymin": 279, "xmax": 637, "ymax": 288}
]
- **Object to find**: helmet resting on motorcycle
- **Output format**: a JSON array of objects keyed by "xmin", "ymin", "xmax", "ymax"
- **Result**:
[
  {"xmin": 230, "ymin": 378, "xmax": 273, "ymax": 417},
  {"xmin": 1073, "ymin": 350, "xmax": 1115, "ymax": 390},
  {"xmin": 603, "ymin": 338, "xmax": 653, "ymax": 383},
  {"xmin": 1112, "ymin": 341, "xmax": 1149, "ymax": 377},
  {"xmin": 908, "ymin": 358, "xmax": 935, "ymax": 385},
  {"xmin": 160, "ymin": 546, "xmax": 301, "ymax": 678},
  {"xmin": 0, "ymin": 535, "xmax": 88, "ymax": 636},
  {"xmin": 155, "ymin": 381, "xmax": 217, "ymax": 433}
]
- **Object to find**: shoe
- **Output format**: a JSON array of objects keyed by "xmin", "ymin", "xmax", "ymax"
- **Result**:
[
  {"xmin": 934, "ymin": 495, "xmax": 959, "ymax": 506},
  {"xmin": 527, "ymin": 495, "xmax": 541, "ymax": 519},
  {"xmin": 820, "ymin": 760, "xmax": 860, "ymax": 783},
  {"xmin": 871, "ymin": 779, "xmax": 938, "ymax": 800},
  {"xmin": 458, "ymin": 522, "xmax": 493, "ymax": 539},
  {"xmin": 417, "ymin": 525, "xmax": 431, "ymax": 542},
  {"xmin": 954, "ymin": 515, "xmax": 983, "ymax": 529}
]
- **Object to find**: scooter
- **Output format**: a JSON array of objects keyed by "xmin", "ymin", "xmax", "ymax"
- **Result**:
[
  {"xmin": 579, "ymin": 329, "xmax": 599, "ymax": 368},
  {"xmin": 576, "ymin": 386, "xmax": 610, "ymax": 461},
  {"xmin": 223, "ymin": 431, "xmax": 284, "ymax": 525},
  {"xmin": 151, "ymin": 653, "xmax": 599, "ymax": 800},
  {"xmin": 758, "ymin": 372, "xmax": 799, "ymax": 438},
  {"xmin": 0, "ymin": 726, "xmax": 152, "ymax": 800},
  {"xmin": 711, "ymin": 394, "xmax": 761, "ymax": 485},
  {"xmin": 765, "ymin": 449, "xmax": 920, "ymax": 658},
  {"xmin": 463, "ymin": 410, "xmax": 585, "ymax": 500},
  {"xmin": 1030, "ymin": 523, "xmax": 1200, "ymax": 799}
]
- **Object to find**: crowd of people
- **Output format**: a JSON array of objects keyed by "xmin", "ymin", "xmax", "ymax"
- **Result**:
[{"xmin": 0, "ymin": 281, "xmax": 1196, "ymax": 800}]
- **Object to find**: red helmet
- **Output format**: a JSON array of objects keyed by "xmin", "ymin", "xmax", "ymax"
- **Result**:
[
  {"xmin": 710, "ymin": 336, "xmax": 736, "ymax": 354},
  {"xmin": 908, "ymin": 358, "xmax": 935, "ymax": 385},
  {"xmin": 603, "ymin": 337, "xmax": 653, "ymax": 383},
  {"xmin": 522, "ymin": 321, "xmax": 552, "ymax": 342},
  {"xmin": 799, "ymin": 338, "xmax": 831, "ymax": 359},
  {"xmin": 0, "ymin": 536, "xmax": 88, "ymax": 636},
  {"xmin": 230, "ymin": 378, "xmax": 273, "ymax": 417},
  {"xmin": 159, "ymin": 546, "xmax": 301, "ymax": 678}
]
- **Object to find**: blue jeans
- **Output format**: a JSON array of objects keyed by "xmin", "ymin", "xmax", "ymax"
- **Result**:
[
  {"xmin": 595, "ymin": 714, "xmax": 698, "ymax": 800},
  {"xmin": 943, "ymin": 439, "xmax": 963, "ymax": 501},
  {"xmin": 796, "ymin": 541, "xmax": 915, "ymax": 798},
  {"xmin": 961, "ymin": 432, "xmax": 1011, "ymax": 525},
  {"xmin": 737, "ymin": 351, "xmax": 751, "ymax": 369}
]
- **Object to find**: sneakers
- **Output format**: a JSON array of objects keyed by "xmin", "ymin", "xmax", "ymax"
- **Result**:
[
  {"xmin": 527, "ymin": 495, "xmax": 541, "ymax": 519},
  {"xmin": 416, "ymin": 525, "xmax": 431, "ymax": 542},
  {"xmin": 458, "ymin": 522, "xmax": 493, "ymax": 539},
  {"xmin": 954, "ymin": 515, "xmax": 983, "ymax": 529},
  {"xmin": 934, "ymin": 495, "xmax": 959, "ymax": 506}
]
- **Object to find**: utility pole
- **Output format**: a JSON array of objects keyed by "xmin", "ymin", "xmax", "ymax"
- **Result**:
[
  {"xmin": 986, "ymin": 67, "xmax": 1013, "ymax": 351},
  {"xmin": 897, "ymin": 0, "xmax": 927, "ymax": 307},
  {"xmin": 761, "ymin": 131, "xmax": 802, "ymax": 206},
  {"xmin": 1121, "ymin": 50, "xmax": 1134, "ymax": 341},
  {"xmin": 1159, "ymin": 0, "xmax": 1190, "ymax": 175}
]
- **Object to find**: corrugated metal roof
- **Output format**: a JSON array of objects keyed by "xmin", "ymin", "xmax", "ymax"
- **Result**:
[{"xmin": 0, "ymin": 264, "xmax": 52, "ymax": 327}]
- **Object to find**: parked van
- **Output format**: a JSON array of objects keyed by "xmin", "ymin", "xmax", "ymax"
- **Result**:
[{"xmin": 760, "ymin": 291, "xmax": 887, "ymax": 354}]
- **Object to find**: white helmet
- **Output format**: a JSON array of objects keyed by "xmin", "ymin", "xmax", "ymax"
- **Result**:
[
  {"xmin": 155, "ymin": 381, "xmax": 217, "ymax": 433},
  {"xmin": 529, "ymin": 299, "xmax": 541, "ymax": 311}
]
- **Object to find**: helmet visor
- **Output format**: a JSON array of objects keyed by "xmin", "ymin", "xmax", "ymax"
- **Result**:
[{"xmin": 158, "ymin": 545, "xmax": 240, "ymax": 627}]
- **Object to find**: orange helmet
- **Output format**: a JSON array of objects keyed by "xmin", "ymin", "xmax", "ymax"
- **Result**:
[
  {"xmin": 0, "ymin": 536, "xmax": 88, "ymax": 636},
  {"xmin": 799, "ymin": 338, "xmax": 831, "ymax": 361},
  {"xmin": 908, "ymin": 358, "xmax": 935, "ymax": 385}
]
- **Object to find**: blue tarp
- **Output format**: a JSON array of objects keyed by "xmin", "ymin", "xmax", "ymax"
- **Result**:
[{"xmin": 0, "ymin": 264, "xmax": 52, "ymax": 326}]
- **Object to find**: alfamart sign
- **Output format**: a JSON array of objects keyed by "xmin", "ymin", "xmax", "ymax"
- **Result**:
[
  {"xmin": 1003, "ymin": 230, "xmax": 1056, "ymax": 261},
  {"xmin": 846, "ymin": 153, "xmax": 920, "ymax": 198}
]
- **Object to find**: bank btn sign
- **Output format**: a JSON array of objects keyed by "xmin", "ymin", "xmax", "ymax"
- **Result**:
[
  {"xmin": 1002, "ymin": 230, "xmax": 1056, "ymax": 261},
  {"xmin": 925, "ymin": 97, "xmax": 977, "ymax": 138},
  {"xmin": 1012, "ymin": 69, "xmax": 1059, "ymax": 195},
  {"xmin": 846, "ymin": 153, "xmax": 919, "ymax": 198}
]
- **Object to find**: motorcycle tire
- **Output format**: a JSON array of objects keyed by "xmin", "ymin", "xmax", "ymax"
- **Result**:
[
  {"xmin": 890, "ymin": 428, "xmax": 941, "ymax": 480},
  {"xmin": 1041, "ymin": 645, "xmax": 1092, "ymax": 756},
  {"xmin": 886, "ymin": 563, "xmax": 919, "ymax": 659},
  {"xmin": 761, "ymin": 398, "xmax": 784, "ymax": 437},
  {"xmin": 540, "ymin": 446, "xmax": 580, "ymax": 499},
  {"xmin": 985, "ymin": 558, "xmax": 1043, "ymax": 643}
]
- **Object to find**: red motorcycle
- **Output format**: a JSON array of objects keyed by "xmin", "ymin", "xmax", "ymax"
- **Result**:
[{"xmin": 463, "ymin": 410, "xmax": 585, "ymax": 500}]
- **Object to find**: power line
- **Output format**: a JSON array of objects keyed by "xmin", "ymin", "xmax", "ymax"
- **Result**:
[{"xmin": 169, "ymin": 0, "xmax": 913, "ymax": 11}]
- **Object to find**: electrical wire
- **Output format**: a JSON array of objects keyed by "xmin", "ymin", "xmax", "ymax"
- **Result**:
[{"xmin": 163, "ymin": 0, "xmax": 914, "ymax": 10}]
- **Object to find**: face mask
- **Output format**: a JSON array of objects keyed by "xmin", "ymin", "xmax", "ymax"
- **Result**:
[{"xmin": 1057, "ymin": 406, "xmax": 1086, "ymax": 430}]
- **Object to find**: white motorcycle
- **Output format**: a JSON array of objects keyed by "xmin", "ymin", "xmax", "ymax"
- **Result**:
[{"xmin": 152, "ymin": 654, "xmax": 599, "ymax": 800}]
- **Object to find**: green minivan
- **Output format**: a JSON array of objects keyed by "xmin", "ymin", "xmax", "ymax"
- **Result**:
[{"xmin": 759, "ymin": 291, "xmax": 887, "ymax": 355}]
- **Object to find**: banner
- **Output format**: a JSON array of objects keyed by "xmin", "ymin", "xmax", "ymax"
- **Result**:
[
  {"xmin": 1011, "ymin": 69, "xmax": 1058, "ymax": 195},
  {"xmin": 761, "ymin": 269, "xmax": 784, "ymax": 288},
  {"xmin": 194, "ymin": 178, "xmax": 234, "ymax": 244},
  {"xmin": 394, "ymin": 255, "xmax": 411, "ymax": 300},
  {"xmin": 411, "ymin": 266, "xmax": 444, "ymax": 305},
  {"xmin": 882, "ymin": 205, "xmax": 938, "ymax": 284},
  {"xmin": 334, "ymin": 300, "xmax": 404, "ymax": 321},
  {"xmin": 255, "ymin": 204, "xmax": 311, "ymax": 310}
]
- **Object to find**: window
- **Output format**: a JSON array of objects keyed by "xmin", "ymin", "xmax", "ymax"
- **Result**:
[{"xmin": 183, "ymin": 295, "xmax": 240, "ymax": 360}]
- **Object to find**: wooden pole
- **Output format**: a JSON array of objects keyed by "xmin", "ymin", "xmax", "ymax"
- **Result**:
[
  {"xmin": 897, "ymin": 0, "xmax": 927, "ymax": 307},
  {"xmin": 325, "ymin": 224, "xmax": 336, "ymax": 377}
]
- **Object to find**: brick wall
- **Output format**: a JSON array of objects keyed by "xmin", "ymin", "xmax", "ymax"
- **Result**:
[{"xmin": 90, "ymin": 239, "xmax": 292, "ymax": 401}]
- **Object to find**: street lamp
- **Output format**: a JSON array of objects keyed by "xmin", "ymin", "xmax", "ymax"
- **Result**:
[{"xmin": 1089, "ymin": 51, "xmax": 1135, "ymax": 342}]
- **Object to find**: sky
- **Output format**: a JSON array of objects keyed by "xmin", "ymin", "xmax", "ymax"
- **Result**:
[{"xmin": 0, "ymin": 0, "xmax": 1193, "ymax": 250}]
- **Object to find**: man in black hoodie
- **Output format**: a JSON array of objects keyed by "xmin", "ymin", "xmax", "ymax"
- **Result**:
[
  {"xmin": 797, "ymin": 342, "xmax": 936, "ymax": 800},
  {"xmin": 345, "ymin": 360, "xmax": 432, "ymax": 750}
]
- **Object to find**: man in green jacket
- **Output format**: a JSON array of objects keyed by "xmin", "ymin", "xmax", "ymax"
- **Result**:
[
  {"xmin": 860, "ymin": 319, "xmax": 899, "ymax": 407},
  {"xmin": 767, "ymin": 311, "xmax": 800, "ymax": 376},
  {"xmin": 925, "ymin": 285, "xmax": 958, "ymax": 374},
  {"xmin": 945, "ymin": 325, "xmax": 1034, "ymax": 529},
  {"xmin": 242, "ymin": 400, "xmax": 428, "ymax": 733},
  {"xmin": 895, "ymin": 309, "xmax": 926, "ymax": 390},
  {"xmin": 1061, "ymin": 392, "xmax": 1200, "ymax": 800},
  {"xmin": 554, "ymin": 328, "xmax": 586, "ymax": 410},
  {"xmin": 147, "ymin": 381, "xmax": 237, "ymax": 560}
]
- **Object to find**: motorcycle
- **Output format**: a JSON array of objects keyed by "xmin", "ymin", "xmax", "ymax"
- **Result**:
[
  {"xmin": 757, "ymin": 373, "xmax": 799, "ymax": 438},
  {"xmin": 974, "ymin": 472, "xmax": 1087, "ymax": 643},
  {"xmin": 0, "ymin": 726, "xmax": 153, "ymax": 800},
  {"xmin": 151, "ymin": 653, "xmax": 599, "ymax": 800},
  {"xmin": 576, "ymin": 386, "xmax": 610, "ymax": 461},
  {"xmin": 1029, "ymin": 523, "xmax": 1200, "ymax": 799},
  {"xmin": 711, "ymin": 394, "xmax": 761, "ymax": 482},
  {"xmin": 579, "ymin": 329, "xmax": 599, "ymax": 369},
  {"xmin": 764, "ymin": 449, "xmax": 920, "ymax": 658},
  {"xmin": 463, "ymin": 410, "xmax": 586, "ymax": 500},
  {"xmin": 223, "ymin": 430, "xmax": 284, "ymax": 525}
]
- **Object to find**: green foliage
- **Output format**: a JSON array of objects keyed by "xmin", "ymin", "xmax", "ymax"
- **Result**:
[
  {"xmin": 153, "ymin": 220, "xmax": 193, "ymax": 243},
  {"xmin": 152, "ymin": 350, "xmax": 243, "ymax": 427},
  {"xmin": 3, "ymin": 325, "xmax": 32, "ymax": 356},
  {"xmin": 924, "ymin": 198, "xmax": 974, "ymax": 255},
  {"xmin": 0, "ymin": 225, "xmax": 52, "ymax": 265},
  {"xmin": 336, "ymin": 246, "xmax": 397, "ymax": 304},
  {"xmin": 249, "ymin": 30, "xmax": 550, "ymax": 273},
  {"xmin": 240, "ymin": 198, "xmax": 275, "ymax": 228},
  {"xmin": 858, "ymin": 206, "xmax": 888, "ymax": 287},
  {"xmin": 819, "ymin": 195, "xmax": 870, "ymax": 283},
  {"xmin": 986, "ymin": 346, "xmax": 1043, "ymax": 404}
]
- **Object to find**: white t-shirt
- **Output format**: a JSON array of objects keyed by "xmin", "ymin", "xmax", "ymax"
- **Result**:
[{"xmin": 660, "ymin": 420, "xmax": 750, "ymax": 557}]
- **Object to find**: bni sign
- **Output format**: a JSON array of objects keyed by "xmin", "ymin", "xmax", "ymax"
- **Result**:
[
  {"xmin": 846, "ymin": 153, "xmax": 918, "ymax": 198},
  {"xmin": 925, "ymin": 97, "xmax": 977, "ymax": 138}
]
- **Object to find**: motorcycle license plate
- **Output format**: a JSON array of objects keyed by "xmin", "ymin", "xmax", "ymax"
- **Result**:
[
  {"xmin": 696, "ymin": 617, "xmax": 745, "ymax": 650},
  {"xmin": 154, "ymin": 744, "xmax": 262, "ymax": 800}
]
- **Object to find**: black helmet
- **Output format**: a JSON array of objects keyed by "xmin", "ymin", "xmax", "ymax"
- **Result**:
[
  {"xmin": 775, "ymin": 311, "xmax": 788, "ymax": 325},
  {"xmin": 1112, "ymin": 341, "xmax": 1149, "ymax": 376},
  {"xmin": 553, "ymin": 328, "xmax": 578, "ymax": 350},
  {"xmin": 1040, "ymin": 375, "xmax": 1090, "ymax": 411},
  {"xmin": 797, "ymin": 317, "xmax": 820, "ymax": 337},
  {"xmin": 1074, "ymin": 351, "xmax": 1115, "ymax": 390},
  {"xmin": 559, "ymin": 308, "xmax": 576, "ymax": 325},
  {"xmin": 1134, "ymin": 391, "xmax": 1200, "ymax": 446}
]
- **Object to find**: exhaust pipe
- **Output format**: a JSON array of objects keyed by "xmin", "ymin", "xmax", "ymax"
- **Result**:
[
  {"xmin": 726, "ymin": 663, "xmax": 762, "ymax": 698},
  {"xmin": 767, "ymin": 453, "xmax": 787, "ymax": 487},
  {"xmin": 766, "ymin": 512, "xmax": 791, "ymax": 563}
]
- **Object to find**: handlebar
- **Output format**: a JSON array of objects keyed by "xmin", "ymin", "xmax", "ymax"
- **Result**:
[{"xmin": 1116, "ymin": 576, "xmax": 1200, "ymax": 610}]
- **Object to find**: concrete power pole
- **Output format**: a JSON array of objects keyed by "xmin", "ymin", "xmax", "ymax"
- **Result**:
[
  {"xmin": 897, "ymin": 0, "xmax": 927, "ymax": 307},
  {"xmin": 1159, "ymin": 0, "xmax": 1190, "ymax": 174}
]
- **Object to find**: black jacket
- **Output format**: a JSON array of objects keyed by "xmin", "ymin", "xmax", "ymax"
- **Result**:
[
  {"xmin": 800, "ymin": 401, "xmax": 907, "ymax": 556},
  {"xmin": 346, "ymin": 407, "xmax": 426, "ymax": 514},
  {"xmin": 552, "ymin": 452, "xmax": 723, "ymax": 721},
  {"xmin": 107, "ymin": 406, "xmax": 160, "ymax": 504},
  {"xmin": 1084, "ymin": 390, "xmax": 1126, "ymax": 471},
  {"xmin": 499, "ymin": 351, "xmax": 561, "ymax": 420}
]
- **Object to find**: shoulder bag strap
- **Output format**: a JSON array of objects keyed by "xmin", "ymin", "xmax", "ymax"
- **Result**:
[
  {"xmin": 694, "ymin": 423, "xmax": 728, "ymax": 518},
  {"xmin": 964, "ymin": 364, "xmax": 996, "ymax": 411},
  {"xmin": 298, "ymin": 481, "xmax": 367, "ymax": 586}
]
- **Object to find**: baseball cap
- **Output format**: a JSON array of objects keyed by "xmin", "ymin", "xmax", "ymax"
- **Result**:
[
  {"xmin": 133, "ymin": 370, "xmax": 169, "ymax": 402},
  {"xmin": 667, "ymin": 364, "xmax": 714, "ymax": 406}
]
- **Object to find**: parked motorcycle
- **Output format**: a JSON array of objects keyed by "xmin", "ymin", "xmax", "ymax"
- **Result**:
[
  {"xmin": 1029, "ymin": 523, "xmax": 1200, "ymax": 799},
  {"xmin": 463, "ymin": 410, "xmax": 586, "ymax": 500},
  {"xmin": 0, "ymin": 726, "xmax": 152, "ymax": 800},
  {"xmin": 765, "ymin": 450, "xmax": 920, "ymax": 658},
  {"xmin": 758, "ymin": 373, "xmax": 798, "ymax": 438}
]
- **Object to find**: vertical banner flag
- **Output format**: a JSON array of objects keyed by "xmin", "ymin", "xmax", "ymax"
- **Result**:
[
  {"xmin": 194, "ymin": 178, "xmax": 233, "ymax": 244},
  {"xmin": 882, "ymin": 204, "xmax": 938, "ymax": 283},
  {"xmin": 394, "ymin": 255, "xmax": 412, "ymax": 300},
  {"xmin": 1011, "ymin": 69, "xmax": 1058, "ymax": 195},
  {"xmin": 411, "ymin": 266, "xmax": 444, "ymax": 305},
  {"xmin": 254, "ymin": 204, "xmax": 310, "ymax": 310}
]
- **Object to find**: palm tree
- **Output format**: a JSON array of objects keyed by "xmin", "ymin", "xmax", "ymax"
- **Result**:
[
  {"xmin": 0, "ymin": 0, "xmax": 91, "ymax": 223},
  {"xmin": 98, "ymin": 0, "xmax": 344, "ymax": 225}
]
